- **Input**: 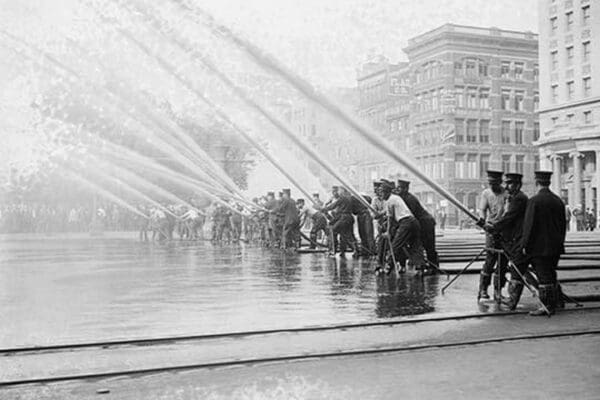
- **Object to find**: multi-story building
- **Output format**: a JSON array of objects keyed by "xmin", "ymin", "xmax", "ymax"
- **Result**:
[
  {"xmin": 403, "ymin": 24, "xmax": 539, "ymax": 224},
  {"xmin": 344, "ymin": 25, "xmax": 539, "ymax": 224},
  {"xmin": 536, "ymin": 0, "xmax": 599, "ymax": 226}
]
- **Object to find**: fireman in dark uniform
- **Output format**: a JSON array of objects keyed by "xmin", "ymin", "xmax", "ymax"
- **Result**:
[
  {"xmin": 350, "ymin": 193, "xmax": 375, "ymax": 257},
  {"xmin": 321, "ymin": 186, "xmax": 355, "ymax": 257},
  {"xmin": 484, "ymin": 172, "xmax": 529, "ymax": 310},
  {"xmin": 277, "ymin": 188, "xmax": 300, "ymax": 249},
  {"xmin": 396, "ymin": 179, "xmax": 438, "ymax": 272},
  {"xmin": 521, "ymin": 171, "xmax": 567, "ymax": 315}
]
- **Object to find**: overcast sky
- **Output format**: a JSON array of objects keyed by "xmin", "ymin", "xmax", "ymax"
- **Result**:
[{"xmin": 1, "ymin": 0, "xmax": 539, "ymax": 87}]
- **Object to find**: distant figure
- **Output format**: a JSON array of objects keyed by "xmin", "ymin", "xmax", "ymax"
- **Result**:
[
  {"xmin": 521, "ymin": 171, "xmax": 567, "ymax": 316},
  {"xmin": 437, "ymin": 209, "xmax": 447, "ymax": 230}
]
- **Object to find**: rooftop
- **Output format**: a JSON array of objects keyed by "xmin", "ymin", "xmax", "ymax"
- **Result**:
[{"xmin": 407, "ymin": 23, "xmax": 538, "ymax": 47}]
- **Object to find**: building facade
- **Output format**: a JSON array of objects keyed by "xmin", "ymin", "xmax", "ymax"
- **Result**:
[
  {"xmin": 350, "ymin": 25, "xmax": 540, "ymax": 225},
  {"xmin": 536, "ymin": 0, "xmax": 599, "ymax": 227}
]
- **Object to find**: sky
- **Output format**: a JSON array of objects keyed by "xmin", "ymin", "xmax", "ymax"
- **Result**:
[{"xmin": 0, "ymin": 0, "xmax": 539, "ymax": 87}]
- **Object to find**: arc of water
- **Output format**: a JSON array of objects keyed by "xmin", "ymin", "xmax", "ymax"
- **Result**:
[
  {"xmin": 117, "ymin": 2, "xmax": 374, "ymax": 213},
  {"xmin": 62, "ymin": 169, "xmax": 149, "ymax": 219},
  {"xmin": 63, "ymin": 38, "xmax": 244, "ymax": 202},
  {"xmin": 64, "ymin": 160, "xmax": 180, "ymax": 220},
  {"xmin": 180, "ymin": 1, "xmax": 479, "ymax": 222},
  {"xmin": 74, "ymin": 4, "xmax": 250, "ymax": 205},
  {"xmin": 90, "ymin": 139, "xmax": 253, "ymax": 216},
  {"xmin": 115, "ymin": 27, "xmax": 318, "ymax": 207},
  {"xmin": 85, "ymin": 154, "xmax": 206, "ymax": 215},
  {"xmin": 2, "ymin": 27, "xmax": 250, "ymax": 208}
]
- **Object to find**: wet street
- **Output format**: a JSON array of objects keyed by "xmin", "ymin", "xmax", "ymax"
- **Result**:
[
  {"xmin": 1, "ymin": 231, "xmax": 599, "ymax": 348},
  {"xmin": 1, "ymin": 232, "xmax": 469, "ymax": 348}
]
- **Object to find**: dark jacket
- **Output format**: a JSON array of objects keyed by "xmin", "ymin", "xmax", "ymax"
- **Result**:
[
  {"xmin": 276, "ymin": 198, "xmax": 300, "ymax": 225},
  {"xmin": 492, "ymin": 190, "xmax": 528, "ymax": 243},
  {"xmin": 521, "ymin": 188, "xmax": 566, "ymax": 257},
  {"xmin": 400, "ymin": 192, "xmax": 434, "ymax": 222},
  {"xmin": 322, "ymin": 193, "xmax": 353, "ymax": 215}
]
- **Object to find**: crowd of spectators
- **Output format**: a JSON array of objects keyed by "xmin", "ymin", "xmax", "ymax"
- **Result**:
[{"xmin": 0, "ymin": 203, "xmax": 139, "ymax": 233}]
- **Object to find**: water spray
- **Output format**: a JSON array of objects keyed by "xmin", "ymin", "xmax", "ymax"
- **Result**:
[
  {"xmin": 182, "ymin": 1, "xmax": 479, "ymax": 222},
  {"xmin": 62, "ymin": 169, "xmax": 149, "ymax": 219},
  {"xmin": 113, "ymin": 25, "xmax": 318, "ymax": 207},
  {"xmin": 119, "ymin": 3, "xmax": 375, "ymax": 213}
]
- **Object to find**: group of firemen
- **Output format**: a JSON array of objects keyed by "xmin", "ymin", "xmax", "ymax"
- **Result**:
[{"xmin": 476, "ymin": 169, "xmax": 567, "ymax": 316}]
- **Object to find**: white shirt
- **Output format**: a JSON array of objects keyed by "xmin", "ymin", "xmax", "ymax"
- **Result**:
[{"xmin": 386, "ymin": 194, "xmax": 413, "ymax": 222}]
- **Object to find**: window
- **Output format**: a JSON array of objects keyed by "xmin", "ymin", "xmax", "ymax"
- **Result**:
[
  {"xmin": 479, "ymin": 120, "xmax": 490, "ymax": 143},
  {"xmin": 514, "ymin": 91, "xmax": 524, "ymax": 111},
  {"xmin": 466, "ymin": 59, "xmax": 476, "ymax": 76},
  {"xmin": 479, "ymin": 62, "xmax": 488, "ymax": 77},
  {"xmin": 550, "ymin": 17, "xmax": 558, "ymax": 35},
  {"xmin": 550, "ymin": 51, "xmax": 558, "ymax": 70},
  {"xmin": 514, "ymin": 121, "xmax": 524, "ymax": 144},
  {"xmin": 467, "ymin": 154, "xmax": 478, "ymax": 178},
  {"xmin": 466, "ymin": 120, "xmax": 477, "ymax": 143},
  {"xmin": 479, "ymin": 88, "xmax": 490, "ymax": 109},
  {"xmin": 455, "ymin": 153, "xmax": 465, "ymax": 178},
  {"xmin": 502, "ymin": 155, "xmax": 511, "ymax": 172},
  {"xmin": 551, "ymin": 116, "xmax": 559, "ymax": 126},
  {"xmin": 467, "ymin": 88, "xmax": 478, "ymax": 109},
  {"xmin": 454, "ymin": 61, "xmax": 463, "ymax": 74},
  {"xmin": 567, "ymin": 113, "xmax": 574, "ymax": 124},
  {"xmin": 480, "ymin": 154, "xmax": 490, "ymax": 178},
  {"xmin": 533, "ymin": 64, "xmax": 539, "ymax": 81},
  {"xmin": 431, "ymin": 89, "xmax": 439, "ymax": 110},
  {"xmin": 515, "ymin": 155, "xmax": 524, "ymax": 175},
  {"xmin": 455, "ymin": 87, "xmax": 464, "ymax": 108},
  {"xmin": 567, "ymin": 81, "xmax": 574, "ymax": 100},
  {"xmin": 455, "ymin": 119, "xmax": 464, "ymax": 143},
  {"xmin": 533, "ymin": 122, "xmax": 540, "ymax": 141},
  {"xmin": 584, "ymin": 110, "xmax": 592, "ymax": 124},
  {"xmin": 501, "ymin": 90, "xmax": 511, "ymax": 110},
  {"xmin": 514, "ymin": 62, "xmax": 524, "ymax": 80},
  {"xmin": 502, "ymin": 121, "xmax": 511, "ymax": 144},
  {"xmin": 501, "ymin": 61, "xmax": 511, "ymax": 78},
  {"xmin": 534, "ymin": 155, "xmax": 540, "ymax": 171},
  {"xmin": 534, "ymin": 93, "xmax": 539, "ymax": 111},
  {"xmin": 582, "ymin": 5, "xmax": 590, "ymax": 26},
  {"xmin": 583, "ymin": 77, "xmax": 591, "ymax": 97},
  {"xmin": 566, "ymin": 11, "xmax": 573, "ymax": 31},
  {"xmin": 583, "ymin": 41, "xmax": 590, "ymax": 63},
  {"xmin": 551, "ymin": 84, "xmax": 558, "ymax": 103},
  {"xmin": 566, "ymin": 46, "xmax": 574, "ymax": 66}
]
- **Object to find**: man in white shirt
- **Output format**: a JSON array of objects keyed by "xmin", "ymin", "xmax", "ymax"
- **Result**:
[{"xmin": 378, "ymin": 181, "xmax": 422, "ymax": 274}]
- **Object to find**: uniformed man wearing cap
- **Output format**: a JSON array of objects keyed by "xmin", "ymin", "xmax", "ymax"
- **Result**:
[
  {"xmin": 521, "ymin": 171, "xmax": 567, "ymax": 315},
  {"xmin": 278, "ymin": 188, "xmax": 300, "ymax": 249},
  {"xmin": 265, "ymin": 191, "xmax": 277, "ymax": 247},
  {"xmin": 477, "ymin": 170, "xmax": 509, "ymax": 300},
  {"xmin": 321, "ymin": 186, "xmax": 355, "ymax": 257},
  {"xmin": 484, "ymin": 172, "xmax": 530, "ymax": 310},
  {"xmin": 379, "ymin": 180, "xmax": 422, "ymax": 274},
  {"xmin": 396, "ymin": 179, "xmax": 438, "ymax": 273}
]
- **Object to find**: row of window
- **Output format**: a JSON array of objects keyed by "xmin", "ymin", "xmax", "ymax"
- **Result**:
[
  {"xmin": 550, "ymin": 4, "xmax": 591, "ymax": 34},
  {"xmin": 413, "ymin": 120, "xmax": 446, "ymax": 146},
  {"xmin": 415, "ymin": 156, "xmax": 445, "ymax": 179},
  {"xmin": 500, "ymin": 61, "xmax": 536, "ymax": 81},
  {"xmin": 454, "ymin": 58, "xmax": 488, "ymax": 78},
  {"xmin": 501, "ymin": 89, "xmax": 532, "ymax": 112},
  {"xmin": 550, "ymin": 110, "xmax": 594, "ymax": 126},
  {"xmin": 550, "ymin": 77, "xmax": 592, "ymax": 102},
  {"xmin": 455, "ymin": 87, "xmax": 490, "ymax": 109},
  {"xmin": 454, "ymin": 153, "xmax": 532, "ymax": 179},
  {"xmin": 550, "ymin": 41, "xmax": 591, "ymax": 70}
]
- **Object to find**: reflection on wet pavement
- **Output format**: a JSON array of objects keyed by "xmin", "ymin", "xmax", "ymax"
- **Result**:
[{"xmin": 1, "ymin": 235, "xmax": 484, "ymax": 347}]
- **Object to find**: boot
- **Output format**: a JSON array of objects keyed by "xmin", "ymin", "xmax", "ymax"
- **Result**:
[
  {"xmin": 502, "ymin": 280, "xmax": 524, "ymax": 310},
  {"xmin": 478, "ymin": 273, "xmax": 491, "ymax": 300},
  {"xmin": 530, "ymin": 284, "xmax": 555, "ymax": 316},
  {"xmin": 555, "ymin": 283, "xmax": 565, "ymax": 309}
]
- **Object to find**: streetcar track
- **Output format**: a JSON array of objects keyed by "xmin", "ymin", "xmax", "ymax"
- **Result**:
[
  {"xmin": 2, "ymin": 305, "xmax": 599, "ymax": 356},
  {"xmin": 1, "ymin": 328, "xmax": 598, "ymax": 387}
]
